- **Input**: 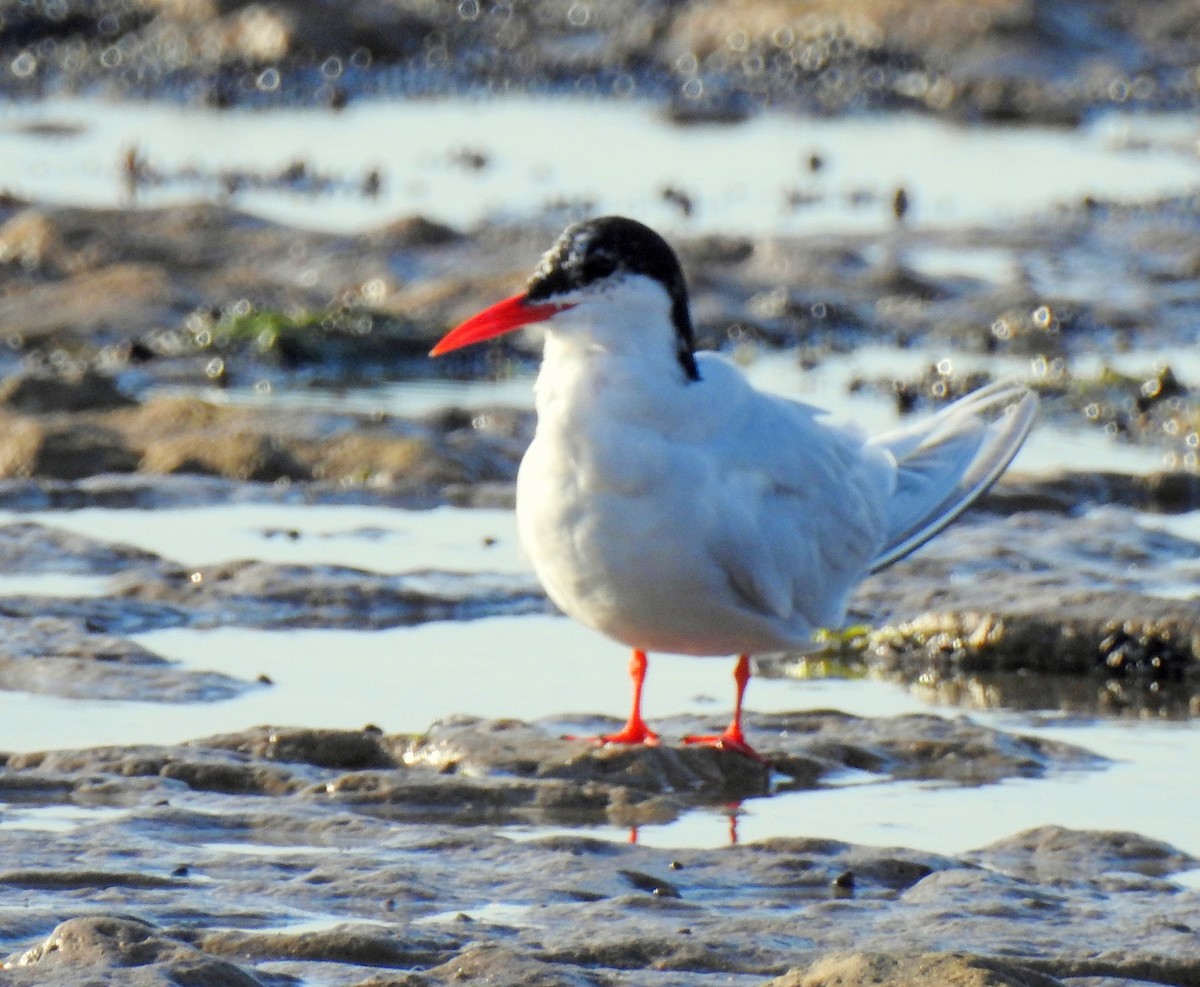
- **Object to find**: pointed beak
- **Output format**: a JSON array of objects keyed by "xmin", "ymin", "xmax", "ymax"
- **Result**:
[{"xmin": 429, "ymin": 293, "xmax": 575, "ymax": 357}]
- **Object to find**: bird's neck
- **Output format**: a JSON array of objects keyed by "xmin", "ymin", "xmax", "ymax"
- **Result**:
[{"xmin": 533, "ymin": 322, "xmax": 688, "ymax": 429}]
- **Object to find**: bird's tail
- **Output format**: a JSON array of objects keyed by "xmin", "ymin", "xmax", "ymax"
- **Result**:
[{"xmin": 868, "ymin": 379, "xmax": 1037, "ymax": 573}]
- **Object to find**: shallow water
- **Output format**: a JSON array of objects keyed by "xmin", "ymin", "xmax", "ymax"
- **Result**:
[
  {"xmin": 0, "ymin": 503, "xmax": 524, "ymax": 574},
  {"xmin": 0, "ymin": 490, "xmax": 1195, "ymax": 856},
  {"xmin": 2, "ymin": 606, "xmax": 1197, "ymax": 858},
  {"xmin": 0, "ymin": 97, "xmax": 1196, "ymax": 235},
  {"xmin": 0, "ymin": 613, "xmax": 917, "ymax": 751}
]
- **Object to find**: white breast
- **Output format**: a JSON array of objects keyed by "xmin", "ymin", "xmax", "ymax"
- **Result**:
[{"xmin": 516, "ymin": 335, "xmax": 893, "ymax": 657}]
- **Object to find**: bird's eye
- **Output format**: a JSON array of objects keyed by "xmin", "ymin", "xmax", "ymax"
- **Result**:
[{"xmin": 582, "ymin": 253, "xmax": 618, "ymax": 282}]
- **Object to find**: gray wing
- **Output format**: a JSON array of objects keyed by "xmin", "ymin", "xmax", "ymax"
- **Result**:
[
  {"xmin": 868, "ymin": 379, "xmax": 1037, "ymax": 573},
  {"xmin": 702, "ymin": 379, "xmax": 895, "ymax": 634}
]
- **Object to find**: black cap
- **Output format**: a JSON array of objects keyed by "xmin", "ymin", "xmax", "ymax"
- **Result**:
[{"xmin": 526, "ymin": 216, "xmax": 700, "ymax": 382}]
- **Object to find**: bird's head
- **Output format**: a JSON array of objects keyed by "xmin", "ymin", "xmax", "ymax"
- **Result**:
[{"xmin": 430, "ymin": 216, "xmax": 700, "ymax": 382}]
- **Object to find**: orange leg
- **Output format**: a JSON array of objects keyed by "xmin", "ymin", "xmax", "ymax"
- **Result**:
[
  {"xmin": 683, "ymin": 655, "xmax": 764, "ymax": 761},
  {"xmin": 567, "ymin": 649, "xmax": 660, "ymax": 746}
]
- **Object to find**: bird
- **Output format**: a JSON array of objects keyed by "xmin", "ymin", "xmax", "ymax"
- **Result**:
[{"xmin": 431, "ymin": 216, "xmax": 1037, "ymax": 760}]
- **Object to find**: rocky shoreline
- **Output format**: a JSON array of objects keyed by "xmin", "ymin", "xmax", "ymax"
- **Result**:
[
  {"xmin": 2, "ymin": 716, "xmax": 1197, "ymax": 986},
  {"xmin": 1, "ymin": 1, "xmax": 1199, "ymax": 979}
]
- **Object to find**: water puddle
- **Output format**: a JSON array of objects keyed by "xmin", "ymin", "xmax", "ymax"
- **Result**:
[
  {"xmin": 0, "ymin": 615, "xmax": 925, "ymax": 752},
  {"xmin": 0, "ymin": 573, "xmax": 110, "ymax": 597},
  {"xmin": 514, "ymin": 716, "xmax": 1200, "ymax": 857},
  {"xmin": 0, "ymin": 98, "xmax": 1196, "ymax": 235},
  {"xmin": 415, "ymin": 902, "xmax": 535, "ymax": 927},
  {"xmin": 0, "ymin": 606, "xmax": 1195, "ymax": 858},
  {"xmin": 0, "ymin": 803, "xmax": 127, "ymax": 833},
  {"xmin": 0, "ymin": 504, "xmax": 522, "ymax": 572},
  {"xmin": 732, "ymin": 716, "xmax": 1200, "ymax": 855}
]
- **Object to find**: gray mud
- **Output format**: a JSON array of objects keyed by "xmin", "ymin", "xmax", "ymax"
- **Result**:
[
  {"xmin": 1, "ymin": 721, "xmax": 1193, "ymax": 986},
  {"xmin": 0, "ymin": 498, "xmax": 1196, "ymax": 982},
  {"xmin": 3, "ymin": 0, "xmax": 1200, "ymax": 124},
  {"xmin": 1, "ymin": 766, "xmax": 1197, "ymax": 987}
]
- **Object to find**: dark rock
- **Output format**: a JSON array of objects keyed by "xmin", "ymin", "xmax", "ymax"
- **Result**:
[
  {"xmin": 618, "ymin": 869, "xmax": 683, "ymax": 898},
  {"xmin": 112, "ymin": 559, "xmax": 547, "ymax": 630},
  {"xmin": 0, "ymin": 615, "xmax": 248, "ymax": 702},
  {"xmin": 198, "ymin": 725, "xmax": 396, "ymax": 770},
  {"xmin": 969, "ymin": 825, "xmax": 1198, "ymax": 882},
  {"xmin": 0, "ymin": 520, "xmax": 163, "ymax": 574},
  {"xmin": 371, "ymin": 215, "xmax": 463, "ymax": 248},
  {"xmin": 0, "ymin": 419, "xmax": 139, "ymax": 479},
  {"xmin": 0, "ymin": 368, "xmax": 136, "ymax": 414}
]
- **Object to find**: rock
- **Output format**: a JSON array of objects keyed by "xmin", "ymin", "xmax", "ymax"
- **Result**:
[
  {"xmin": 0, "ymin": 263, "xmax": 176, "ymax": 338},
  {"xmin": 140, "ymin": 430, "xmax": 311, "ymax": 481},
  {"xmin": 421, "ymin": 943, "xmax": 587, "ymax": 986},
  {"xmin": 196, "ymin": 922, "xmax": 457, "ymax": 968},
  {"xmin": 2, "ymin": 916, "xmax": 263, "ymax": 987},
  {"xmin": 0, "ymin": 615, "xmax": 249, "ymax": 702},
  {"xmin": 969, "ymin": 825, "xmax": 1198, "ymax": 882},
  {"xmin": 0, "ymin": 210, "xmax": 63, "ymax": 273},
  {"xmin": 0, "ymin": 368, "xmax": 136, "ymax": 414},
  {"xmin": 768, "ymin": 951, "xmax": 1066, "ymax": 987},
  {"xmin": 112, "ymin": 560, "xmax": 546, "ymax": 629},
  {"xmin": 198, "ymin": 725, "xmax": 395, "ymax": 770},
  {"xmin": 0, "ymin": 419, "xmax": 139, "ymax": 479},
  {"xmin": 0, "ymin": 521, "xmax": 162, "ymax": 574},
  {"xmin": 371, "ymin": 215, "xmax": 463, "ymax": 248}
]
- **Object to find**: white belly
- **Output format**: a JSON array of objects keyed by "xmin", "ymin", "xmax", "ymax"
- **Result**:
[{"xmin": 516, "ymin": 421, "xmax": 810, "ymax": 657}]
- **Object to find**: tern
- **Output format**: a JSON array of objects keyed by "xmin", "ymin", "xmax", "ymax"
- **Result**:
[{"xmin": 432, "ymin": 216, "xmax": 1036, "ymax": 759}]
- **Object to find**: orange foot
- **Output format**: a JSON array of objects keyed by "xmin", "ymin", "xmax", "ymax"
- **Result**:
[
  {"xmin": 682, "ymin": 727, "xmax": 766, "ymax": 763},
  {"xmin": 567, "ymin": 718, "xmax": 660, "ymax": 746}
]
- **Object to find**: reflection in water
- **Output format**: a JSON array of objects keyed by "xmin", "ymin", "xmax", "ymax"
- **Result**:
[{"xmin": 908, "ymin": 672, "xmax": 1198, "ymax": 721}]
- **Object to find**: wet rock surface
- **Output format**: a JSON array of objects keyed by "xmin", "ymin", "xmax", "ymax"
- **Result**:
[
  {"xmin": 0, "ymin": 755, "xmax": 1196, "ymax": 987},
  {"xmin": 0, "ymin": 715, "xmax": 1095, "ymax": 831},
  {"xmin": 0, "ymin": 199, "xmax": 1197, "ymax": 483},
  {"xmin": 0, "ymin": 702, "xmax": 1190, "ymax": 986},
  {"xmin": 0, "ymin": 6, "xmax": 1198, "ymax": 979}
]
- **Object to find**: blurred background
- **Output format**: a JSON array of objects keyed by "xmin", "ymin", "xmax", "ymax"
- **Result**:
[{"xmin": 0, "ymin": 11, "xmax": 1199, "ymax": 987}]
